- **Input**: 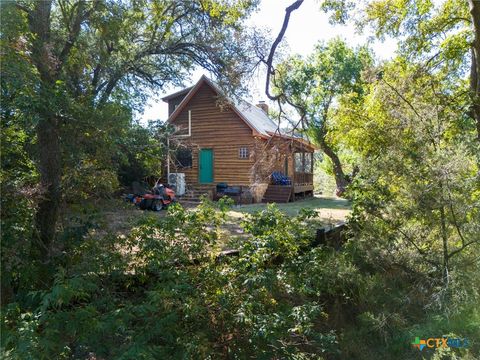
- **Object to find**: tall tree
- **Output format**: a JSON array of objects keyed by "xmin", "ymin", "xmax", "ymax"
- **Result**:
[
  {"xmin": 6, "ymin": 0, "xmax": 259, "ymax": 279},
  {"xmin": 361, "ymin": 0, "xmax": 480, "ymax": 141},
  {"xmin": 273, "ymin": 39, "xmax": 372, "ymax": 195},
  {"xmin": 342, "ymin": 59, "xmax": 480, "ymax": 286}
]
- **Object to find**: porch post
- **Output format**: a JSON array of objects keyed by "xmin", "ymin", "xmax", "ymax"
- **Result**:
[
  {"xmin": 292, "ymin": 151, "xmax": 296, "ymax": 185},
  {"xmin": 292, "ymin": 151, "xmax": 296, "ymax": 202},
  {"xmin": 310, "ymin": 152, "xmax": 313, "ymax": 174},
  {"xmin": 302, "ymin": 152, "xmax": 306, "ymax": 179},
  {"xmin": 167, "ymin": 137, "xmax": 170, "ymax": 181}
]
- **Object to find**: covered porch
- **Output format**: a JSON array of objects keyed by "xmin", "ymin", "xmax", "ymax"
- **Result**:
[
  {"xmin": 262, "ymin": 135, "xmax": 316, "ymax": 203},
  {"xmin": 292, "ymin": 151, "xmax": 314, "ymax": 198}
]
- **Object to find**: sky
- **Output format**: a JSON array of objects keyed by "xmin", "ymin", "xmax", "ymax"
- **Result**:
[{"xmin": 139, "ymin": 0, "xmax": 397, "ymax": 124}]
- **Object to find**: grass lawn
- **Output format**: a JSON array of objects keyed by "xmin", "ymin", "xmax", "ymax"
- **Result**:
[
  {"xmin": 228, "ymin": 195, "xmax": 351, "ymax": 223},
  {"xmin": 218, "ymin": 196, "xmax": 351, "ymax": 250}
]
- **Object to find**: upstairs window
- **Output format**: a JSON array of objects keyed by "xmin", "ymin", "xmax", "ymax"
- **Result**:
[{"xmin": 239, "ymin": 147, "xmax": 249, "ymax": 159}]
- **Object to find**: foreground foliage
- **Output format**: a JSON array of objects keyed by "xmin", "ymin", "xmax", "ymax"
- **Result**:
[{"xmin": 2, "ymin": 200, "xmax": 478, "ymax": 359}]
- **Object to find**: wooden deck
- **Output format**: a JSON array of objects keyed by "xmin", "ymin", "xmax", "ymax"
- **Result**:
[
  {"xmin": 262, "ymin": 183, "xmax": 314, "ymax": 203},
  {"xmin": 294, "ymin": 184, "xmax": 314, "ymax": 193}
]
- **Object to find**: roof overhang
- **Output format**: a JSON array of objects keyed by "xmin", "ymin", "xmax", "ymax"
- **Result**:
[
  {"xmin": 263, "ymin": 131, "xmax": 318, "ymax": 151},
  {"xmin": 161, "ymin": 86, "xmax": 193, "ymax": 102},
  {"xmin": 163, "ymin": 76, "xmax": 318, "ymax": 151}
]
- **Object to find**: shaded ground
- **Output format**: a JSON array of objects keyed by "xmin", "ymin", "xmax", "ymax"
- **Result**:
[
  {"xmin": 100, "ymin": 200, "xmax": 147, "ymax": 234},
  {"xmin": 95, "ymin": 196, "xmax": 351, "ymax": 249}
]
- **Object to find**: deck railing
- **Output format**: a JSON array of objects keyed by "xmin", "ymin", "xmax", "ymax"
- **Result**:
[{"xmin": 294, "ymin": 172, "xmax": 313, "ymax": 185}]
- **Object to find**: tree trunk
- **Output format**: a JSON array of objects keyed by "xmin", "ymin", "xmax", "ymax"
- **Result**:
[
  {"xmin": 319, "ymin": 139, "xmax": 349, "ymax": 197},
  {"xmin": 468, "ymin": 0, "xmax": 480, "ymax": 142},
  {"xmin": 32, "ymin": 114, "xmax": 61, "ymax": 279},
  {"xmin": 24, "ymin": 0, "xmax": 61, "ymax": 282}
]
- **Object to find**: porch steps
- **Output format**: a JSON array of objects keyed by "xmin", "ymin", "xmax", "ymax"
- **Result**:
[
  {"xmin": 262, "ymin": 185, "xmax": 292, "ymax": 203},
  {"xmin": 177, "ymin": 185, "xmax": 215, "ymax": 205}
]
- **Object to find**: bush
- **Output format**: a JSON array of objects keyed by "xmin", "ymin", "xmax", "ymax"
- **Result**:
[{"xmin": 1, "ymin": 201, "xmax": 338, "ymax": 359}]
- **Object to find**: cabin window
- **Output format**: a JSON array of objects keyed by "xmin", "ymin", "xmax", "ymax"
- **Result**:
[
  {"xmin": 239, "ymin": 147, "xmax": 249, "ymax": 159},
  {"xmin": 175, "ymin": 147, "xmax": 192, "ymax": 168}
]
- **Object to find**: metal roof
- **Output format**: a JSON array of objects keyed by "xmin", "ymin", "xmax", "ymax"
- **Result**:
[
  {"xmin": 161, "ymin": 86, "xmax": 193, "ymax": 101},
  {"xmin": 231, "ymin": 99, "xmax": 279, "ymax": 135}
]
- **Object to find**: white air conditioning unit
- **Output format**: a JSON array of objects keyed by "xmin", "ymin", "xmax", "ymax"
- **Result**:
[{"xmin": 168, "ymin": 173, "xmax": 185, "ymax": 196}]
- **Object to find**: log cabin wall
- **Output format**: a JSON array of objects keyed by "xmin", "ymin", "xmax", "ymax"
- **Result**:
[{"xmin": 169, "ymin": 83, "xmax": 255, "ymax": 186}]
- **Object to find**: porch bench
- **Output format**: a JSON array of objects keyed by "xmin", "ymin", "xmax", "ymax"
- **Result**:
[{"xmin": 214, "ymin": 184, "xmax": 253, "ymax": 204}]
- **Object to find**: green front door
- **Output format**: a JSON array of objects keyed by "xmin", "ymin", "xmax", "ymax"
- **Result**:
[{"xmin": 199, "ymin": 149, "xmax": 213, "ymax": 183}]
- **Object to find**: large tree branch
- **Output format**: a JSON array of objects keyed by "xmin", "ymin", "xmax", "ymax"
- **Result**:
[
  {"xmin": 29, "ymin": 0, "xmax": 54, "ymax": 83},
  {"xmin": 471, "ymin": 48, "xmax": 478, "ymax": 95},
  {"xmin": 396, "ymin": 228, "xmax": 441, "ymax": 267},
  {"xmin": 380, "ymin": 74, "xmax": 423, "ymax": 119},
  {"xmin": 57, "ymin": 0, "xmax": 99, "ymax": 74},
  {"xmin": 264, "ymin": 0, "xmax": 304, "ymax": 101},
  {"xmin": 15, "ymin": 2, "xmax": 32, "ymax": 19},
  {"xmin": 448, "ymin": 240, "xmax": 478, "ymax": 260},
  {"xmin": 90, "ymin": 40, "xmax": 116, "ymax": 94},
  {"xmin": 58, "ymin": 1, "xmax": 86, "ymax": 70},
  {"xmin": 97, "ymin": 73, "xmax": 122, "ymax": 106}
]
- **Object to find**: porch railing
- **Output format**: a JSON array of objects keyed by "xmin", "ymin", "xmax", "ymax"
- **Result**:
[{"xmin": 294, "ymin": 172, "xmax": 313, "ymax": 185}]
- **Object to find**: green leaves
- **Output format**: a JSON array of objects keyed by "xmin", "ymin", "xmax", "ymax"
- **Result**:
[
  {"xmin": 362, "ymin": 0, "xmax": 472, "ymax": 75},
  {"xmin": 1, "ymin": 199, "xmax": 343, "ymax": 358},
  {"xmin": 275, "ymin": 37, "xmax": 373, "ymax": 144},
  {"xmin": 3, "ymin": 191, "xmax": 478, "ymax": 358}
]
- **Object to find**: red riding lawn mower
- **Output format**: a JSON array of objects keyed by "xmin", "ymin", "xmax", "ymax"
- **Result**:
[{"xmin": 125, "ymin": 182, "xmax": 176, "ymax": 211}]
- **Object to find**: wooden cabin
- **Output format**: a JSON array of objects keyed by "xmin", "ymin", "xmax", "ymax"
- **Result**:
[{"xmin": 162, "ymin": 76, "xmax": 316, "ymax": 203}]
